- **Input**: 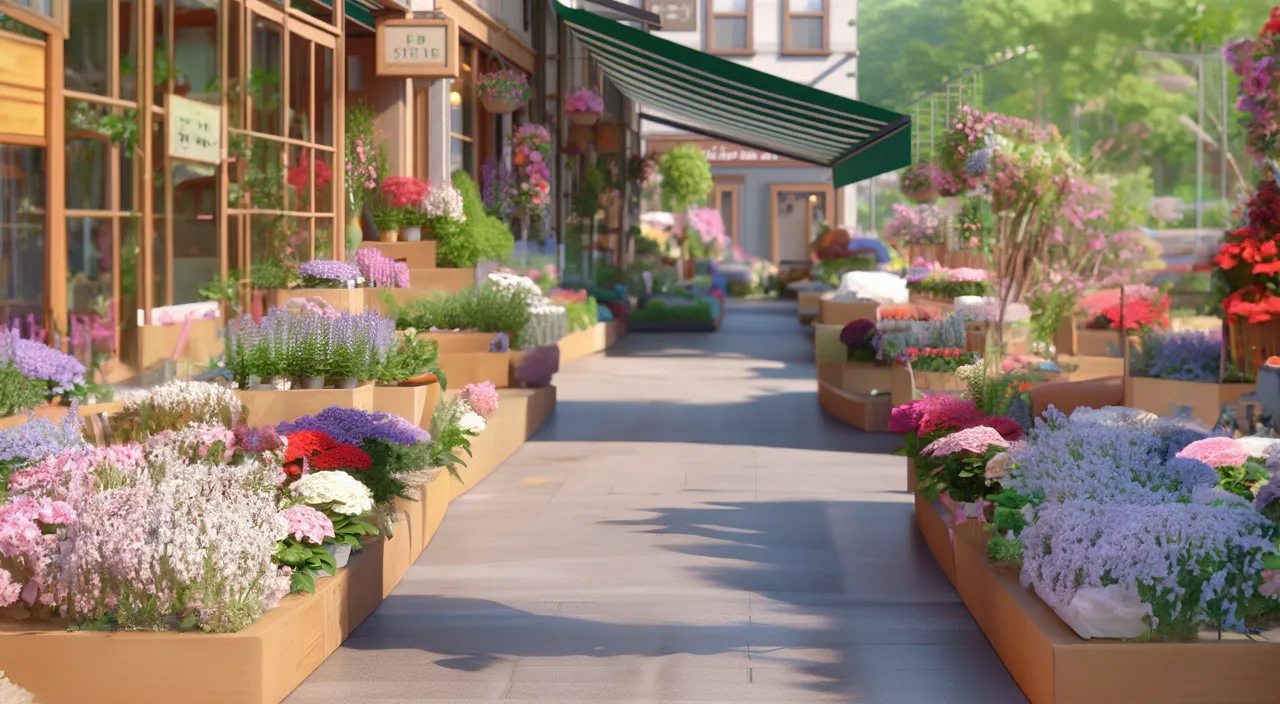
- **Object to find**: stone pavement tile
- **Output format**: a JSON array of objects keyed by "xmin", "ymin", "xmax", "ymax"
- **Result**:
[{"xmin": 502, "ymin": 681, "xmax": 849, "ymax": 702}]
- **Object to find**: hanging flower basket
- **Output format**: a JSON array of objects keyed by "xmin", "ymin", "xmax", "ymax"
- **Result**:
[
  {"xmin": 565, "ymin": 88, "xmax": 604, "ymax": 127},
  {"xmin": 478, "ymin": 69, "xmax": 530, "ymax": 115},
  {"xmin": 902, "ymin": 186, "xmax": 939, "ymax": 204},
  {"xmin": 568, "ymin": 111, "xmax": 600, "ymax": 127},
  {"xmin": 569, "ymin": 124, "xmax": 594, "ymax": 152},
  {"xmin": 900, "ymin": 161, "xmax": 940, "ymax": 204}
]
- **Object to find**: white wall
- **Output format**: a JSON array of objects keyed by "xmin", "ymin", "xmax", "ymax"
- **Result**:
[{"xmin": 471, "ymin": 0, "xmax": 535, "ymax": 47}]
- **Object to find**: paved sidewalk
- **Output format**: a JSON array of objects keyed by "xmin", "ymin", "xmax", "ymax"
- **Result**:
[{"xmin": 289, "ymin": 299, "xmax": 1026, "ymax": 703}]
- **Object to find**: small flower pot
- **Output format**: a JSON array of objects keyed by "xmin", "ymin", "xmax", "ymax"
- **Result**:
[
  {"xmin": 399, "ymin": 371, "xmax": 438, "ymax": 387},
  {"xmin": 379, "ymin": 228, "xmax": 399, "ymax": 243},
  {"xmin": 270, "ymin": 375, "xmax": 292, "ymax": 390},
  {"xmin": 332, "ymin": 377, "xmax": 358, "ymax": 389},
  {"xmin": 401, "ymin": 226, "xmax": 422, "ymax": 242},
  {"xmin": 480, "ymin": 94, "xmax": 521, "ymax": 114},
  {"xmin": 299, "ymin": 375, "xmax": 326, "ymax": 390},
  {"xmin": 324, "ymin": 543, "xmax": 352, "ymax": 569},
  {"xmin": 568, "ymin": 111, "xmax": 601, "ymax": 126}
]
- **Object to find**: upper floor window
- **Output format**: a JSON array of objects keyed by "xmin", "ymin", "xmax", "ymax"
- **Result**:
[
  {"xmin": 783, "ymin": 0, "xmax": 828, "ymax": 55},
  {"xmin": 706, "ymin": 0, "xmax": 751, "ymax": 55}
]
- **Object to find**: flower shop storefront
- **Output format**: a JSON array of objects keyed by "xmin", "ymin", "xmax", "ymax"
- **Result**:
[{"xmin": 0, "ymin": 0, "xmax": 423, "ymax": 380}]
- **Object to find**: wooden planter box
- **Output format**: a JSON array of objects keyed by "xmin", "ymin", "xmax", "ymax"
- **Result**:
[
  {"xmin": 270, "ymin": 287, "xmax": 366, "ymax": 314},
  {"xmin": 907, "ymin": 243, "xmax": 947, "ymax": 263},
  {"xmin": 1055, "ymin": 318, "xmax": 1124, "ymax": 358},
  {"xmin": 371, "ymin": 382, "xmax": 440, "ymax": 432},
  {"xmin": 132, "ymin": 316, "xmax": 224, "ymax": 371},
  {"xmin": 965, "ymin": 322, "xmax": 1029, "ymax": 357},
  {"xmin": 914, "ymin": 494, "xmax": 956, "ymax": 587},
  {"xmin": 420, "ymin": 330, "xmax": 497, "ymax": 355},
  {"xmin": 796, "ymin": 291, "xmax": 825, "ymax": 323},
  {"xmin": 839, "ymin": 362, "xmax": 894, "ymax": 396},
  {"xmin": 890, "ymin": 364, "xmax": 966, "ymax": 407},
  {"xmin": 449, "ymin": 386, "xmax": 558, "ymax": 500},
  {"xmin": 1125, "ymin": 377, "xmax": 1255, "ymax": 428},
  {"xmin": 906, "ymin": 457, "xmax": 918, "ymax": 493},
  {"xmin": 817, "ymin": 379, "xmax": 891, "ymax": 432},
  {"xmin": 1057, "ymin": 354, "xmax": 1125, "ymax": 382},
  {"xmin": 558, "ymin": 325, "xmax": 599, "ymax": 364},
  {"xmin": 360, "ymin": 240, "xmax": 437, "ymax": 270},
  {"xmin": 0, "ymin": 400, "xmax": 123, "ymax": 431},
  {"xmin": 818, "ymin": 299, "xmax": 880, "ymax": 327},
  {"xmin": 405, "ymin": 267, "xmax": 476, "ymax": 294},
  {"xmin": 235, "ymin": 383, "xmax": 375, "ymax": 426},
  {"xmin": 437, "ymin": 351, "xmax": 511, "ymax": 389},
  {"xmin": 952, "ymin": 525, "xmax": 1280, "ymax": 704},
  {"xmin": 907, "ymin": 292, "xmax": 954, "ymax": 314}
]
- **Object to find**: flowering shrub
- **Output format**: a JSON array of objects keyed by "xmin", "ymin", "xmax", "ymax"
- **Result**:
[
  {"xmin": 564, "ymin": 88, "xmax": 604, "ymax": 114},
  {"xmin": 1134, "ymin": 329, "xmax": 1223, "ymax": 383},
  {"xmin": 118, "ymin": 380, "xmax": 242, "ymax": 439},
  {"xmin": 291, "ymin": 470, "xmax": 375, "ymax": 517},
  {"xmin": 421, "ymin": 180, "xmax": 466, "ymax": 223},
  {"xmin": 686, "ymin": 208, "xmax": 727, "ymax": 257},
  {"xmin": 1089, "ymin": 295, "xmax": 1170, "ymax": 333},
  {"xmin": 0, "ymin": 406, "xmax": 87, "ymax": 492},
  {"xmin": 508, "ymin": 124, "xmax": 552, "ymax": 216},
  {"xmin": 1176, "ymin": 437, "xmax": 1269, "ymax": 501},
  {"xmin": 345, "ymin": 103, "xmax": 382, "ymax": 217},
  {"xmin": 279, "ymin": 406, "xmax": 428, "ymax": 448},
  {"xmin": 298, "ymin": 259, "xmax": 362, "ymax": 288},
  {"xmin": 1226, "ymin": 15, "xmax": 1280, "ymax": 164},
  {"xmin": 354, "ymin": 248, "xmax": 410, "ymax": 288},
  {"xmin": 477, "ymin": 69, "xmax": 530, "ymax": 107},
  {"xmin": 286, "ymin": 153, "xmax": 333, "ymax": 205},
  {"xmin": 1215, "ymin": 178, "xmax": 1280, "ymax": 334},
  {"xmin": 882, "ymin": 203, "xmax": 942, "ymax": 244},
  {"xmin": 280, "ymin": 504, "xmax": 335, "ymax": 544},
  {"xmin": 460, "ymin": 382, "xmax": 500, "ymax": 419}
]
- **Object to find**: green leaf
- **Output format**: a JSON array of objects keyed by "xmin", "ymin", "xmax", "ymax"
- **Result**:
[{"xmin": 291, "ymin": 570, "xmax": 316, "ymax": 594}]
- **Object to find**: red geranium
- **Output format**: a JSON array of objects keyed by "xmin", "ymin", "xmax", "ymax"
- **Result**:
[
  {"xmin": 1096, "ymin": 296, "xmax": 1169, "ymax": 333},
  {"xmin": 283, "ymin": 430, "xmax": 338, "ymax": 462},
  {"xmin": 1224, "ymin": 285, "xmax": 1280, "ymax": 323},
  {"xmin": 310, "ymin": 444, "xmax": 373, "ymax": 471},
  {"xmin": 380, "ymin": 176, "xmax": 428, "ymax": 208},
  {"xmin": 1262, "ymin": 7, "xmax": 1280, "ymax": 36}
]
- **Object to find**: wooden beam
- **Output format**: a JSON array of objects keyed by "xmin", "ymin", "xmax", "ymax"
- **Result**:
[
  {"xmin": 45, "ymin": 32, "xmax": 67, "ymax": 343},
  {"xmin": 438, "ymin": 0, "xmax": 536, "ymax": 74}
]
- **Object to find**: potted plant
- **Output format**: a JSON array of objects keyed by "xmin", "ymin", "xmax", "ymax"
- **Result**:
[
  {"xmin": 507, "ymin": 124, "xmax": 553, "ymax": 218},
  {"xmin": 298, "ymin": 259, "xmax": 361, "ymax": 289},
  {"xmin": 378, "ymin": 176, "xmax": 427, "ymax": 243},
  {"xmin": 900, "ymin": 161, "xmax": 940, "ymax": 204},
  {"xmin": 373, "ymin": 207, "xmax": 402, "ymax": 242},
  {"xmin": 290, "ymin": 471, "xmax": 378, "ymax": 569},
  {"xmin": 565, "ymin": 88, "xmax": 604, "ymax": 127},
  {"xmin": 402, "ymin": 204, "xmax": 426, "ymax": 242},
  {"xmin": 477, "ymin": 69, "xmax": 530, "ymax": 114}
]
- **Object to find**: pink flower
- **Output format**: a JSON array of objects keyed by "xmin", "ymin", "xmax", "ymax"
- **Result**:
[
  {"xmin": 1175, "ymin": 437, "xmax": 1251, "ymax": 469},
  {"xmin": 922, "ymin": 426, "xmax": 1011, "ymax": 457},
  {"xmin": 279, "ymin": 505, "xmax": 335, "ymax": 545},
  {"xmin": 0, "ymin": 567, "xmax": 21, "ymax": 607},
  {"xmin": 460, "ymin": 381, "xmax": 500, "ymax": 419}
]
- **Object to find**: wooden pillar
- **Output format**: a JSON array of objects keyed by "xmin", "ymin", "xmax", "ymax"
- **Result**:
[{"xmin": 44, "ymin": 32, "xmax": 67, "ymax": 342}]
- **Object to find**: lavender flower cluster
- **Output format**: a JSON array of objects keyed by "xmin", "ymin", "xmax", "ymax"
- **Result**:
[
  {"xmin": 0, "ymin": 404, "xmax": 87, "ymax": 472},
  {"xmin": 1136, "ymin": 329, "xmax": 1223, "ymax": 383},
  {"xmin": 1004, "ymin": 408, "xmax": 1280, "ymax": 639},
  {"xmin": 277, "ymin": 405, "xmax": 429, "ymax": 447},
  {"xmin": 226, "ymin": 308, "xmax": 396, "ymax": 382},
  {"xmin": 298, "ymin": 259, "xmax": 361, "ymax": 287},
  {"xmin": 354, "ymin": 247, "xmax": 410, "ymax": 288},
  {"xmin": 0, "ymin": 329, "xmax": 86, "ymax": 397}
]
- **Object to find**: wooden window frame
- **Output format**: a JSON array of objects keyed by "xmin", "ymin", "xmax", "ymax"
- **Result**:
[
  {"xmin": 705, "ymin": 0, "xmax": 752, "ymax": 56},
  {"xmin": 448, "ymin": 42, "xmax": 478, "ymax": 180},
  {"xmin": 711, "ymin": 175, "xmax": 742, "ymax": 246},
  {"xmin": 768, "ymin": 183, "xmax": 833, "ymax": 264},
  {"xmin": 781, "ymin": 0, "xmax": 829, "ymax": 57}
]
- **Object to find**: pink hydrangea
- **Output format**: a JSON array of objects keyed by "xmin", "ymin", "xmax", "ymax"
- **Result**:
[
  {"xmin": 0, "ymin": 495, "xmax": 75, "ymax": 608},
  {"xmin": 917, "ymin": 395, "xmax": 984, "ymax": 436},
  {"xmin": 460, "ymin": 381, "xmax": 500, "ymax": 419},
  {"xmin": 0, "ymin": 567, "xmax": 21, "ymax": 607},
  {"xmin": 1176, "ymin": 437, "xmax": 1251, "ymax": 469},
  {"xmin": 922, "ymin": 426, "xmax": 1011, "ymax": 457},
  {"xmin": 279, "ymin": 505, "xmax": 334, "ymax": 545}
]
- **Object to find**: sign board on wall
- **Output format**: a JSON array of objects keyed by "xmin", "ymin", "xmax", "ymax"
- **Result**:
[
  {"xmin": 645, "ymin": 1, "xmax": 697, "ymax": 31},
  {"xmin": 646, "ymin": 138, "xmax": 811, "ymax": 168},
  {"xmin": 0, "ymin": 35, "xmax": 46, "ymax": 141},
  {"xmin": 375, "ymin": 18, "xmax": 460, "ymax": 78},
  {"xmin": 167, "ymin": 95, "xmax": 222, "ymax": 164}
]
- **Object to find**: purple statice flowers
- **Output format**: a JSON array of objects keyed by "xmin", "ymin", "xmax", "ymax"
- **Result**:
[
  {"xmin": 1137, "ymin": 329, "xmax": 1222, "ymax": 383},
  {"xmin": 277, "ymin": 406, "xmax": 429, "ymax": 447},
  {"xmin": 298, "ymin": 259, "xmax": 361, "ymax": 287},
  {"xmin": 0, "ymin": 329, "xmax": 87, "ymax": 396},
  {"xmin": 0, "ymin": 402, "xmax": 88, "ymax": 470},
  {"xmin": 354, "ymin": 248, "xmax": 410, "ymax": 288}
]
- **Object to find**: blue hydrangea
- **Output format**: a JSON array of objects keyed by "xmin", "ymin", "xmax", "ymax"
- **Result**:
[
  {"xmin": 964, "ymin": 148, "xmax": 992, "ymax": 177},
  {"xmin": 0, "ymin": 403, "xmax": 87, "ymax": 473}
]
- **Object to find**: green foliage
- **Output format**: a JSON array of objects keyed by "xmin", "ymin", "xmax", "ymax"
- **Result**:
[
  {"xmin": 273, "ymin": 538, "xmax": 336, "ymax": 595},
  {"xmin": 1028, "ymin": 288, "xmax": 1077, "ymax": 347},
  {"xmin": 391, "ymin": 282, "xmax": 531, "ymax": 337},
  {"xmin": 563, "ymin": 297, "xmax": 599, "ymax": 332},
  {"xmin": 251, "ymin": 259, "xmax": 291, "ymax": 290},
  {"xmin": 658, "ymin": 144, "xmax": 713, "ymax": 212},
  {"xmin": 0, "ymin": 365, "xmax": 46, "ymax": 417},
  {"xmin": 573, "ymin": 164, "xmax": 610, "ymax": 220},
  {"xmin": 373, "ymin": 208, "xmax": 404, "ymax": 232},
  {"xmin": 632, "ymin": 299, "xmax": 714, "ymax": 324},
  {"xmin": 360, "ymin": 438, "xmax": 435, "ymax": 505},
  {"xmin": 329, "ymin": 511, "xmax": 379, "ymax": 550},
  {"xmin": 427, "ymin": 398, "xmax": 474, "ymax": 482},
  {"xmin": 376, "ymin": 333, "xmax": 442, "ymax": 385},
  {"xmin": 1216, "ymin": 457, "xmax": 1270, "ymax": 502},
  {"xmin": 437, "ymin": 171, "xmax": 516, "ymax": 268}
]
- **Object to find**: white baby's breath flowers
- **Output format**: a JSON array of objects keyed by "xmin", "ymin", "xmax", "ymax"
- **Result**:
[{"xmin": 458, "ymin": 410, "xmax": 487, "ymax": 435}]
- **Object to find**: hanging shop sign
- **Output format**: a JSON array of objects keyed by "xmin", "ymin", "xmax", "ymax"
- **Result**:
[
  {"xmin": 0, "ymin": 34, "xmax": 46, "ymax": 140},
  {"xmin": 167, "ymin": 95, "xmax": 222, "ymax": 164},
  {"xmin": 376, "ymin": 18, "xmax": 460, "ymax": 78},
  {"xmin": 645, "ymin": 0, "xmax": 697, "ymax": 31}
]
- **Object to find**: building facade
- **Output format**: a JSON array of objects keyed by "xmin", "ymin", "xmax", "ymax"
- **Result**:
[
  {"xmin": 0, "ymin": 0, "xmax": 641, "ymax": 377},
  {"xmin": 636, "ymin": 0, "xmax": 859, "ymax": 263}
]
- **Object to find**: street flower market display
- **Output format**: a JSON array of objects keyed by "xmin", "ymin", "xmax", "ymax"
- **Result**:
[
  {"xmin": 906, "ymin": 261, "xmax": 992, "ymax": 300},
  {"xmin": 355, "ymin": 247, "xmax": 410, "ymax": 288}
]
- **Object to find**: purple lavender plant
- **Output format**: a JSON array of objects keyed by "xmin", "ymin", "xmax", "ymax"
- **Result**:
[
  {"xmin": 481, "ymin": 157, "xmax": 513, "ymax": 215},
  {"xmin": 0, "ymin": 401, "xmax": 88, "ymax": 472},
  {"xmin": 277, "ymin": 406, "xmax": 429, "ymax": 446},
  {"xmin": 0, "ymin": 329, "xmax": 87, "ymax": 396},
  {"xmin": 298, "ymin": 259, "xmax": 361, "ymax": 288},
  {"xmin": 1138, "ymin": 330, "xmax": 1222, "ymax": 382}
]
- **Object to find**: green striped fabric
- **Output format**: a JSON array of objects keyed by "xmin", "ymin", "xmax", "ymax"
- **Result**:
[{"xmin": 552, "ymin": 2, "xmax": 911, "ymax": 186}]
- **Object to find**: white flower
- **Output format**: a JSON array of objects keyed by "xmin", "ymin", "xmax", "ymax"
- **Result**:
[
  {"xmin": 291, "ymin": 471, "xmax": 375, "ymax": 516},
  {"xmin": 832, "ymin": 271, "xmax": 908, "ymax": 304},
  {"xmin": 422, "ymin": 182, "xmax": 467, "ymax": 222},
  {"xmin": 458, "ymin": 411, "xmax": 487, "ymax": 435},
  {"xmin": 0, "ymin": 671, "xmax": 37, "ymax": 704}
]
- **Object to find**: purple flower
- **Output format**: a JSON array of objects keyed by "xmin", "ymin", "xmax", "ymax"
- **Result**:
[
  {"xmin": 1, "ymin": 329, "xmax": 87, "ymax": 395},
  {"xmin": 1138, "ymin": 330, "xmax": 1221, "ymax": 382},
  {"xmin": 298, "ymin": 259, "xmax": 360, "ymax": 284},
  {"xmin": 354, "ymin": 248, "xmax": 409, "ymax": 288},
  {"xmin": 1256, "ymin": 476, "xmax": 1280, "ymax": 514},
  {"xmin": 514, "ymin": 345, "xmax": 559, "ymax": 387},
  {"xmin": 0, "ymin": 402, "xmax": 87, "ymax": 468},
  {"xmin": 277, "ymin": 406, "xmax": 429, "ymax": 446},
  {"xmin": 234, "ymin": 425, "xmax": 284, "ymax": 453},
  {"xmin": 964, "ymin": 148, "xmax": 992, "ymax": 177}
]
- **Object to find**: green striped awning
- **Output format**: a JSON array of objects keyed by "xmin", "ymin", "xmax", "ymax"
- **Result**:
[{"xmin": 553, "ymin": 2, "xmax": 911, "ymax": 187}]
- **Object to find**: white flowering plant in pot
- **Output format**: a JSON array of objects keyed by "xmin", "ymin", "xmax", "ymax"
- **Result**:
[{"xmin": 290, "ymin": 470, "xmax": 378, "ymax": 568}]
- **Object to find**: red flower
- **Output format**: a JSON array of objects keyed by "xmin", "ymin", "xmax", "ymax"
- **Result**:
[
  {"xmin": 380, "ymin": 176, "xmax": 428, "ymax": 207},
  {"xmin": 1224, "ymin": 286, "xmax": 1280, "ymax": 324},
  {"xmin": 283, "ymin": 430, "xmax": 338, "ymax": 462},
  {"xmin": 983, "ymin": 415, "xmax": 1024, "ymax": 442},
  {"xmin": 310, "ymin": 444, "xmax": 373, "ymax": 471}
]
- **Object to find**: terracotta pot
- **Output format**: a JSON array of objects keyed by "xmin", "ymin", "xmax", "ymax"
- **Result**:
[
  {"xmin": 481, "ymin": 94, "xmax": 521, "ymax": 114},
  {"xmin": 379, "ymin": 229, "xmax": 399, "ymax": 243},
  {"xmin": 903, "ymin": 186, "xmax": 939, "ymax": 204},
  {"xmin": 568, "ymin": 111, "xmax": 600, "ymax": 126},
  {"xmin": 399, "ymin": 372, "xmax": 438, "ymax": 387}
]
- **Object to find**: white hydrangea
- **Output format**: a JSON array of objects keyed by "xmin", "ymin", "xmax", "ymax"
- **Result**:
[
  {"xmin": 291, "ymin": 471, "xmax": 375, "ymax": 516},
  {"xmin": 524, "ymin": 302, "xmax": 567, "ymax": 347},
  {"xmin": 422, "ymin": 182, "xmax": 466, "ymax": 223},
  {"xmin": 831, "ymin": 271, "xmax": 908, "ymax": 304},
  {"xmin": 458, "ymin": 410, "xmax": 487, "ymax": 435},
  {"xmin": 0, "ymin": 671, "xmax": 36, "ymax": 704},
  {"xmin": 487, "ymin": 271, "xmax": 543, "ymax": 299}
]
